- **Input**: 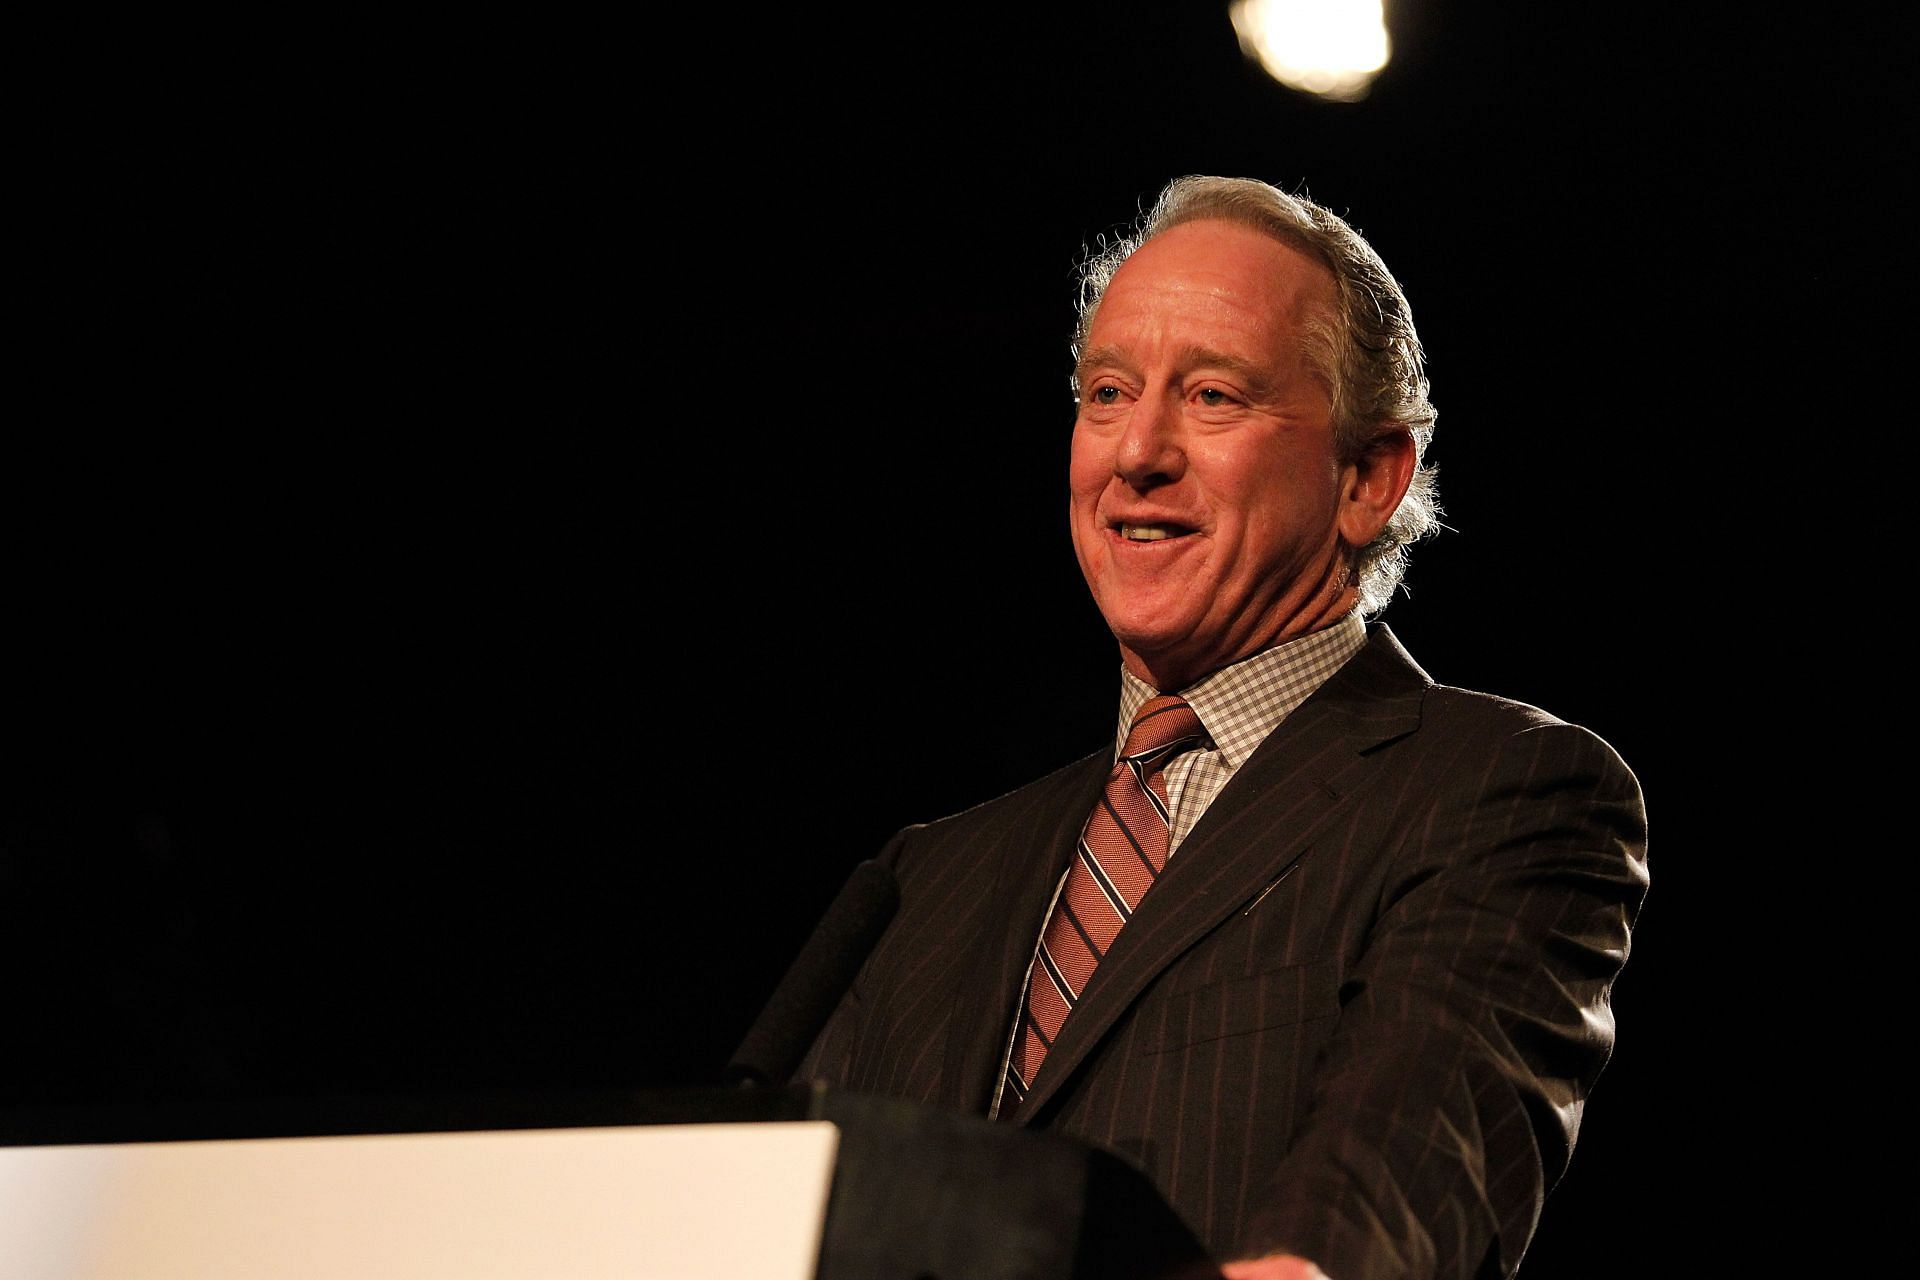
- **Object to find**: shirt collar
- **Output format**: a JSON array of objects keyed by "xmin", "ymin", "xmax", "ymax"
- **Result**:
[{"xmin": 1115, "ymin": 612, "xmax": 1369, "ymax": 767}]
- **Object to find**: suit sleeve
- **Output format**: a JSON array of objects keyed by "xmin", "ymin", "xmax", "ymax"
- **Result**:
[{"xmin": 1237, "ymin": 719, "xmax": 1649, "ymax": 1280}]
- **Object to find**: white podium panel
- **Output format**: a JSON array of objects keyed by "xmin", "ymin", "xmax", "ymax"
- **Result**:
[{"xmin": 0, "ymin": 1121, "xmax": 839, "ymax": 1280}]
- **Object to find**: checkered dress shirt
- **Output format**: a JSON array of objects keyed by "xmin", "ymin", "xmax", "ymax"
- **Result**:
[{"xmin": 1115, "ymin": 610, "xmax": 1368, "ymax": 854}]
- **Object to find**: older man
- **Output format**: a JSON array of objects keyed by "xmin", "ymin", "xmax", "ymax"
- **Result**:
[{"xmin": 800, "ymin": 176, "xmax": 1648, "ymax": 1280}]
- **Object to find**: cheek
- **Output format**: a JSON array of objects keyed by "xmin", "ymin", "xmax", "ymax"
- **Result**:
[
  {"xmin": 1203, "ymin": 447, "xmax": 1336, "ymax": 550},
  {"xmin": 1246, "ymin": 479, "xmax": 1339, "ymax": 561},
  {"xmin": 1068, "ymin": 433, "xmax": 1111, "ymax": 501}
]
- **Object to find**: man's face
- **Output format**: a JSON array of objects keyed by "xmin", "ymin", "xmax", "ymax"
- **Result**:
[{"xmin": 1069, "ymin": 218, "xmax": 1359, "ymax": 690}]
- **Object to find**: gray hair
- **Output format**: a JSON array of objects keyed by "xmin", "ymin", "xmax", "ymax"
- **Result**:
[{"xmin": 1073, "ymin": 175, "xmax": 1441, "ymax": 616}]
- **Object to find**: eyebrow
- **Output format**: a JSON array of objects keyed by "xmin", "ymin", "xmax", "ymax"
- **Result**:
[
  {"xmin": 1074, "ymin": 344, "xmax": 1137, "ymax": 388},
  {"xmin": 1076, "ymin": 344, "xmax": 1279, "ymax": 400}
]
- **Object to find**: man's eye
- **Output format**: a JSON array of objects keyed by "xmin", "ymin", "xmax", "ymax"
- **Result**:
[
  {"xmin": 1092, "ymin": 386, "xmax": 1122, "ymax": 404},
  {"xmin": 1197, "ymin": 388, "xmax": 1235, "ymax": 406}
]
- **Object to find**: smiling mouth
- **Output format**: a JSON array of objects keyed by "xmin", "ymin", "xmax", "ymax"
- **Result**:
[{"xmin": 1118, "ymin": 523, "xmax": 1194, "ymax": 542}]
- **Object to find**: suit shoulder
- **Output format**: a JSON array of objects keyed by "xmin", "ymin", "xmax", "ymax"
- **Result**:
[
  {"xmin": 918, "ymin": 749, "xmax": 1107, "ymax": 832},
  {"xmin": 1422, "ymin": 682, "xmax": 1567, "ymax": 734},
  {"xmin": 1367, "ymin": 619, "xmax": 1634, "ymax": 780},
  {"xmin": 1419, "ymin": 682, "xmax": 1641, "ymax": 796},
  {"xmin": 877, "ymin": 749, "xmax": 1104, "ymax": 869}
]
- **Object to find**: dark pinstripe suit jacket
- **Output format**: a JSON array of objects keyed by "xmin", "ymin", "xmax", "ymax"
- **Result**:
[{"xmin": 801, "ymin": 625, "xmax": 1648, "ymax": 1280}]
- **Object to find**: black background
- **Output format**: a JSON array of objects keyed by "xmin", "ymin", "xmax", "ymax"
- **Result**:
[{"xmin": 5, "ymin": 5, "xmax": 1896, "ymax": 1273}]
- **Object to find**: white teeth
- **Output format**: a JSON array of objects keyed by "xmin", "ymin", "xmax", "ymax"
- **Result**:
[{"xmin": 1122, "ymin": 524, "xmax": 1173, "ymax": 541}]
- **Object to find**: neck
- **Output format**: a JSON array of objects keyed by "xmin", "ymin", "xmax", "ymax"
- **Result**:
[{"xmin": 1121, "ymin": 573, "xmax": 1361, "ymax": 692}]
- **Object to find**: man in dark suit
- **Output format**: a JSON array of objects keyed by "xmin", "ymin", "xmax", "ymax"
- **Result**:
[{"xmin": 800, "ymin": 177, "xmax": 1648, "ymax": 1280}]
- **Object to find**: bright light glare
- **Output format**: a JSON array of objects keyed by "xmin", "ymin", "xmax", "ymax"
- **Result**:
[{"xmin": 1230, "ymin": 0, "xmax": 1392, "ymax": 102}]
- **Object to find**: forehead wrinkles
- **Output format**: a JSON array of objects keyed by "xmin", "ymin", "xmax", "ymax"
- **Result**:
[{"xmin": 1079, "ymin": 257, "xmax": 1327, "ymax": 389}]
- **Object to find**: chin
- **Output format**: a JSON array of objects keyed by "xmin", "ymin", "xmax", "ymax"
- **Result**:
[{"xmin": 1104, "ymin": 613, "xmax": 1182, "ymax": 653}]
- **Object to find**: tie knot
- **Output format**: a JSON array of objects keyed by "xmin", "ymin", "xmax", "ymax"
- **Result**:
[{"xmin": 1121, "ymin": 696, "xmax": 1205, "ymax": 761}]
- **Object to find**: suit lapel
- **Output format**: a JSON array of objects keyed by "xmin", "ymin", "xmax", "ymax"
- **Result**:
[
  {"xmin": 1014, "ymin": 625, "xmax": 1430, "ymax": 1123},
  {"xmin": 939, "ymin": 748, "xmax": 1113, "ymax": 1113}
]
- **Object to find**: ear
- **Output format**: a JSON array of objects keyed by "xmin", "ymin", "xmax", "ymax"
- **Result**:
[{"xmin": 1336, "ymin": 426, "xmax": 1417, "ymax": 550}]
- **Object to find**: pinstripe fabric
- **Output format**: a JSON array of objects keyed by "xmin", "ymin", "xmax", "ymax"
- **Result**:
[{"xmin": 796, "ymin": 625, "xmax": 1649, "ymax": 1280}]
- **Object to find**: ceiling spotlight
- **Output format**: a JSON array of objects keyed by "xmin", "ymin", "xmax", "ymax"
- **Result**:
[{"xmin": 1230, "ymin": 0, "xmax": 1392, "ymax": 102}]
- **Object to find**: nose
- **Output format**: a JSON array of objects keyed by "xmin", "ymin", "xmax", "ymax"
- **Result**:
[{"xmin": 1113, "ymin": 391, "xmax": 1186, "ymax": 491}]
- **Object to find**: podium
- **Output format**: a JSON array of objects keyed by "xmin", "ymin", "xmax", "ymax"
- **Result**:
[{"xmin": 0, "ymin": 1087, "xmax": 1221, "ymax": 1280}]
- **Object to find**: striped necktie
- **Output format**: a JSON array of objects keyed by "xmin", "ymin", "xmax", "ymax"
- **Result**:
[{"xmin": 1001, "ymin": 695, "xmax": 1206, "ymax": 1116}]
